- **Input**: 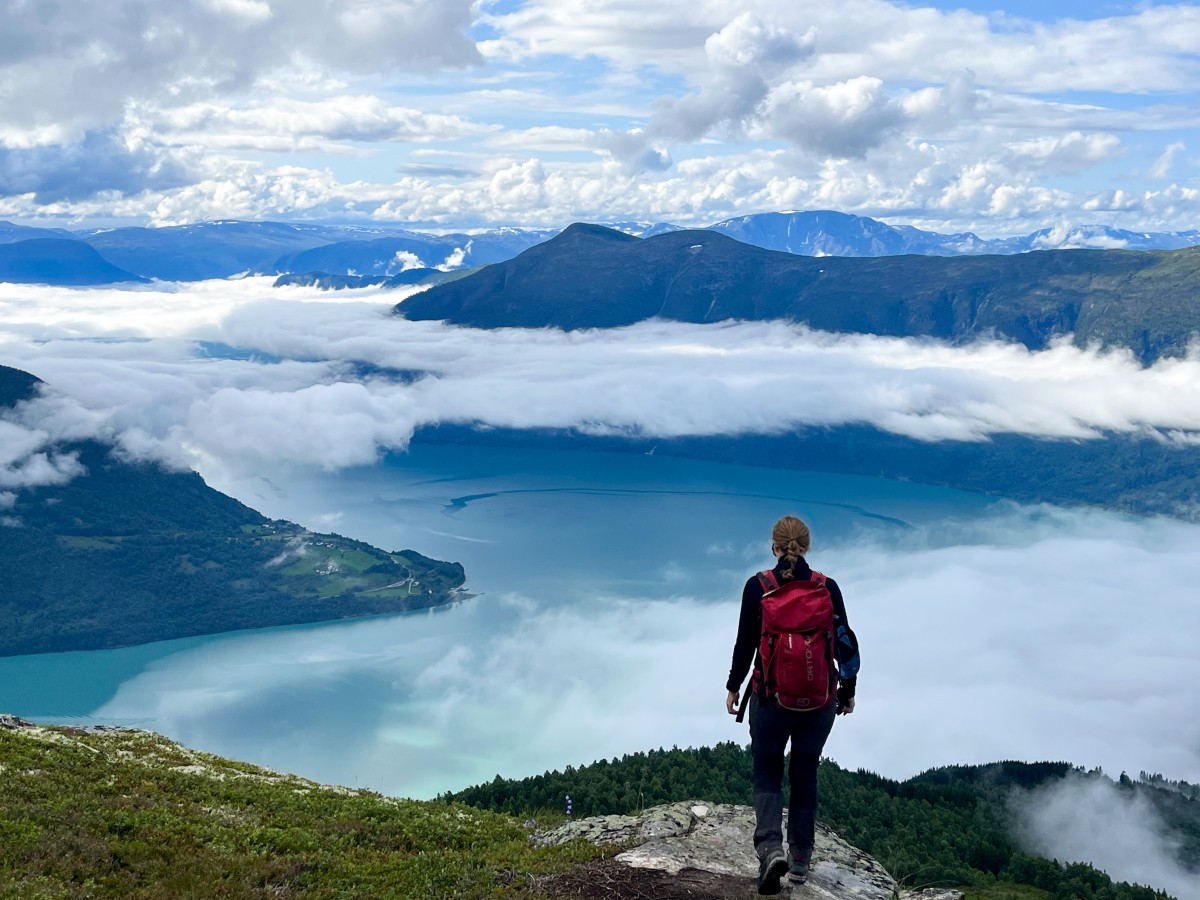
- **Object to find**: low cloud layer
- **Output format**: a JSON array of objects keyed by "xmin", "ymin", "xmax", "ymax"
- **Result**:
[
  {"xmin": 1015, "ymin": 774, "xmax": 1199, "ymax": 900},
  {"xmin": 0, "ymin": 420, "xmax": 83, "ymax": 491},
  {"xmin": 3, "ymin": 278, "xmax": 1200, "ymax": 487},
  {"xmin": 0, "ymin": 388, "xmax": 110, "ymax": 491},
  {"xmin": 821, "ymin": 509, "xmax": 1200, "ymax": 785}
]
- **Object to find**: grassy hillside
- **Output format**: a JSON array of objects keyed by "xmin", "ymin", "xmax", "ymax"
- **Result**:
[{"xmin": 0, "ymin": 719, "xmax": 606, "ymax": 899}]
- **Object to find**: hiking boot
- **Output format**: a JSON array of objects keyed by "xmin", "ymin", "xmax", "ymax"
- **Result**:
[
  {"xmin": 787, "ymin": 854, "xmax": 810, "ymax": 885},
  {"xmin": 757, "ymin": 848, "xmax": 788, "ymax": 895}
]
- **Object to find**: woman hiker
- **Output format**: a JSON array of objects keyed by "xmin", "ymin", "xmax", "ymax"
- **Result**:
[{"xmin": 725, "ymin": 515, "xmax": 861, "ymax": 896}]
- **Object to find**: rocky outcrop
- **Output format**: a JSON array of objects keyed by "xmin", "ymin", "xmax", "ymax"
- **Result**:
[{"xmin": 536, "ymin": 801, "xmax": 964, "ymax": 900}]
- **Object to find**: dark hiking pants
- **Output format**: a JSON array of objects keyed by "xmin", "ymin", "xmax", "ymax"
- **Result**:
[{"xmin": 749, "ymin": 692, "xmax": 837, "ymax": 862}]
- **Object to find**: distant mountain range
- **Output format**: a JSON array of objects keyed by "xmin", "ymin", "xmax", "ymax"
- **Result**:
[
  {"xmin": 0, "ymin": 219, "xmax": 556, "ymax": 284},
  {"xmin": 704, "ymin": 210, "xmax": 1200, "ymax": 257},
  {"xmin": 0, "ymin": 238, "xmax": 146, "ymax": 285},
  {"xmin": 0, "ymin": 365, "xmax": 466, "ymax": 656},
  {"xmin": 3, "ymin": 211, "xmax": 1200, "ymax": 285},
  {"xmin": 399, "ymin": 222, "xmax": 1200, "ymax": 364}
]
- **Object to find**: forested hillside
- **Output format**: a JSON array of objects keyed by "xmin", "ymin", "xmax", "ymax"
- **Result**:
[
  {"xmin": 398, "ymin": 224, "xmax": 1200, "ymax": 365},
  {"xmin": 447, "ymin": 745, "xmax": 1197, "ymax": 900}
]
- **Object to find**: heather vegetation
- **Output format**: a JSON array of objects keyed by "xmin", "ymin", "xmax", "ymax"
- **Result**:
[
  {"xmin": 0, "ymin": 723, "xmax": 608, "ymax": 899},
  {"xmin": 11, "ymin": 721, "xmax": 1188, "ymax": 900}
]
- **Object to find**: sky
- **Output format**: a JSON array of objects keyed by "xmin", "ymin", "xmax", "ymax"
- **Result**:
[{"xmin": 1, "ymin": 0, "xmax": 1198, "ymax": 234}]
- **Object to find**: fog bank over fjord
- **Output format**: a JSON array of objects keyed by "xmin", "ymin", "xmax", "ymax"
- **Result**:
[
  {"xmin": 3, "ymin": 278, "xmax": 1200, "ymax": 485},
  {"xmin": 2, "ymin": 282, "xmax": 1200, "ymax": 777}
]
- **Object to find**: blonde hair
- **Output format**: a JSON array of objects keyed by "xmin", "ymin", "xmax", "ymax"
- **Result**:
[{"xmin": 771, "ymin": 515, "xmax": 811, "ymax": 581}]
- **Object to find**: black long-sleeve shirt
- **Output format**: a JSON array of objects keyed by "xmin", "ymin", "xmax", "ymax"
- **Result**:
[{"xmin": 726, "ymin": 557, "xmax": 859, "ymax": 702}]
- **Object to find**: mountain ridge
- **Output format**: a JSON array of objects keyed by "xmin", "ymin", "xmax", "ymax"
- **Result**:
[
  {"xmin": 4, "ymin": 211, "xmax": 1200, "ymax": 284},
  {"xmin": 0, "ymin": 238, "xmax": 147, "ymax": 285},
  {"xmin": 396, "ymin": 223, "xmax": 1200, "ymax": 363}
]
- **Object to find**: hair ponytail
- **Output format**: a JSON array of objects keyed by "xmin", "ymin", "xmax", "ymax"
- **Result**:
[{"xmin": 771, "ymin": 516, "xmax": 811, "ymax": 581}]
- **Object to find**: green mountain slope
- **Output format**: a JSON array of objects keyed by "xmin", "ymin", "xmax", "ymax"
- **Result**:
[
  {"xmin": 0, "ymin": 367, "xmax": 465, "ymax": 656},
  {"xmin": 398, "ymin": 224, "xmax": 1200, "ymax": 363},
  {"xmin": 0, "ymin": 365, "xmax": 41, "ymax": 407}
]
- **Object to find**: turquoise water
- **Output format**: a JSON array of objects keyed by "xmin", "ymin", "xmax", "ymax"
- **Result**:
[
  {"xmin": 235, "ymin": 443, "xmax": 993, "ymax": 591},
  {"xmin": 0, "ymin": 444, "xmax": 1007, "ymax": 796}
]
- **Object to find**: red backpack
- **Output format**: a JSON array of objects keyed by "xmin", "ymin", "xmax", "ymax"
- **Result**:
[{"xmin": 749, "ymin": 569, "xmax": 838, "ymax": 714}]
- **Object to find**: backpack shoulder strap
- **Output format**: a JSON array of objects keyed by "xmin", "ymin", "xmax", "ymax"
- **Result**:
[
  {"xmin": 761, "ymin": 569, "xmax": 827, "ymax": 590},
  {"xmin": 756, "ymin": 570, "xmax": 780, "ymax": 594}
]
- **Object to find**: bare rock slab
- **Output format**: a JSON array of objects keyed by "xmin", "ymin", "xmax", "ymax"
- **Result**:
[{"xmin": 537, "ymin": 800, "xmax": 964, "ymax": 900}]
